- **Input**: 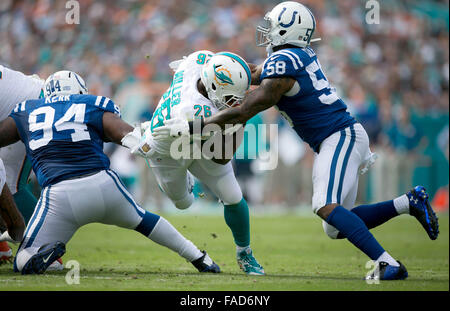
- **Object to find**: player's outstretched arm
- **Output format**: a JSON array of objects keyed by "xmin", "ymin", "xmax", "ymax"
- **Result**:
[
  {"xmin": 0, "ymin": 117, "xmax": 20, "ymax": 148},
  {"xmin": 152, "ymin": 77, "xmax": 295, "ymax": 140},
  {"xmin": 204, "ymin": 77, "xmax": 295, "ymax": 129},
  {"xmin": 0, "ymin": 184, "xmax": 25, "ymax": 242},
  {"xmin": 102, "ymin": 112, "xmax": 135, "ymax": 145}
]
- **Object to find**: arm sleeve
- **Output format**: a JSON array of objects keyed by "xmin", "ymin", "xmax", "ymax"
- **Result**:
[
  {"xmin": 89, "ymin": 95, "xmax": 121, "ymax": 117},
  {"xmin": 260, "ymin": 53, "xmax": 303, "ymax": 81},
  {"xmin": 9, "ymin": 101, "xmax": 33, "ymax": 144},
  {"xmin": 85, "ymin": 95, "xmax": 122, "ymax": 140}
]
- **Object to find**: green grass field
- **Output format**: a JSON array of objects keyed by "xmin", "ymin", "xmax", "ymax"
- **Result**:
[{"xmin": 0, "ymin": 212, "xmax": 448, "ymax": 291}]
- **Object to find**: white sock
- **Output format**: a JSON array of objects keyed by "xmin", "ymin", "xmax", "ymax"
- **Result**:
[
  {"xmin": 393, "ymin": 195, "xmax": 410, "ymax": 215},
  {"xmin": 376, "ymin": 251, "xmax": 400, "ymax": 267},
  {"xmin": 148, "ymin": 217, "xmax": 203, "ymax": 262}
]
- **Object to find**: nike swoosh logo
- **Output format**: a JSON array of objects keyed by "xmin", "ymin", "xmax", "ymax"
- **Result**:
[{"xmin": 42, "ymin": 251, "xmax": 54, "ymax": 264}]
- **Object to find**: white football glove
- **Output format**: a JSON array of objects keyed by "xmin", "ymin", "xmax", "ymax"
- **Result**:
[
  {"xmin": 121, "ymin": 125, "xmax": 153, "ymax": 158},
  {"xmin": 121, "ymin": 126, "xmax": 141, "ymax": 149},
  {"xmin": 152, "ymin": 118, "xmax": 190, "ymax": 141},
  {"xmin": 134, "ymin": 123, "xmax": 156, "ymax": 157}
]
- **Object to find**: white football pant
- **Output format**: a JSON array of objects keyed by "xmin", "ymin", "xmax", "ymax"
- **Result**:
[
  {"xmin": 0, "ymin": 142, "xmax": 29, "ymax": 194},
  {"xmin": 148, "ymin": 154, "xmax": 243, "ymax": 209},
  {"xmin": 311, "ymin": 123, "xmax": 374, "ymax": 239}
]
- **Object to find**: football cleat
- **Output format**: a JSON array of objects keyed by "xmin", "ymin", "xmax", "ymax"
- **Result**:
[
  {"xmin": 47, "ymin": 257, "xmax": 64, "ymax": 271},
  {"xmin": 237, "ymin": 248, "xmax": 265, "ymax": 276},
  {"xmin": 366, "ymin": 261, "xmax": 408, "ymax": 281},
  {"xmin": 191, "ymin": 251, "xmax": 221, "ymax": 273},
  {"xmin": 21, "ymin": 241, "xmax": 66, "ymax": 275},
  {"xmin": 0, "ymin": 241, "xmax": 13, "ymax": 265},
  {"xmin": 407, "ymin": 186, "xmax": 439, "ymax": 240}
]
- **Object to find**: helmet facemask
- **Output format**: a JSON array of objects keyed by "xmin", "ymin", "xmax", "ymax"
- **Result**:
[
  {"xmin": 217, "ymin": 94, "xmax": 244, "ymax": 111},
  {"xmin": 206, "ymin": 83, "xmax": 244, "ymax": 111},
  {"xmin": 256, "ymin": 16, "xmax": 273, "ymax": 47}
]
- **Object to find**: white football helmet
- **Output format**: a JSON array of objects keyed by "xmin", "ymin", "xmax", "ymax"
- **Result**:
[
  {"xmin": 256, "ymin": 1, "xmax": 318, "ymax": 50},
  {"xmin": 200, "ymin": 52, "xmax": 251, "ymax": 111},
  {"xmin": 43, "ymin": 70, "xmax": 88, "ymax": 98}
]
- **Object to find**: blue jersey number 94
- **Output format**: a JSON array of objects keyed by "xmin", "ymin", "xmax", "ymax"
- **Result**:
[{"xmin": 28, "ymin": 103, "xmax": 90, "ymax": 150}]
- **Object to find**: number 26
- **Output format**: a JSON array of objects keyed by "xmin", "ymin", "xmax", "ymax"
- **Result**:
[{"xmin": 194, "ymin": 105, "xmax": 212, "ymax": 118}]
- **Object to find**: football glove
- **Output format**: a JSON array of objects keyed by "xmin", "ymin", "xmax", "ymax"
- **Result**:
[
  {"xmin": 121, "ymin": 127, "xmax": 142, "ymax": 150},
  {"xmin": 153, "ymin": 118, "xmax": 190, "ymax": 140},
  {"xmin": 121, "ymin": 126, "xmax": 152, "ymax": 158}
]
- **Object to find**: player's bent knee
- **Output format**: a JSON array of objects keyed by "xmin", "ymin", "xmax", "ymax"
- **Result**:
[
  {"xmin": 316, "ymin": 203, "xmax": 340, "ymax": 220},
  {"xmin": 173, "ymin": 194, "xmax": 194, "ymax": 210},
  {"xmin": 213, "ymin": 175, "xmax": 243, "ymax": 206},
  {"xmin": 216, "ymin": 188, "xmax": 242, "ymax": 206},
  {"xmin": 222, "ymin": 196, "xmax": 242, "ymax": 206},
  {"xmin": 312, "ymin": 193, "xmax": 326, "ymax": 215},
  {"xmin": 322, "ymin": 220, "xmax": 340, "ymax": 239}
]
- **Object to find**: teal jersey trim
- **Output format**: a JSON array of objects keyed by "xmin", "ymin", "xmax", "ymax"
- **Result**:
[{"xmin": 17, "ymin": 158, "xmax": 33, "ymax": 191}]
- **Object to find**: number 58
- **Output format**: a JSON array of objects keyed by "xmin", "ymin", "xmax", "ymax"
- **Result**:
[{"xmin": 266, "ymin": 61, "xmax": 286, "ymax": 75}]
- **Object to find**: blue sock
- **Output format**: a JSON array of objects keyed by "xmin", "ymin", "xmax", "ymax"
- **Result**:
[
  {"xmin": 326, "ymin": 205, "xmax": 385, "ymax": 260},
  {"xmin": 351, "ymin": 200, "xmax": 399, "ymax": 229},
  {"xmin": 135, "ymin": 211, "xmax": 160, "ymax": 237}
]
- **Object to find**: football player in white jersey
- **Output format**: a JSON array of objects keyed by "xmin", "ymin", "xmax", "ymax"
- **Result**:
[
  {"xmin": 0, "ymin": 65, "xmax": 44, "ymax": 264},
  {"xmin": 127, "ymin": 51, "xmax": 265, "ymax": 275}
]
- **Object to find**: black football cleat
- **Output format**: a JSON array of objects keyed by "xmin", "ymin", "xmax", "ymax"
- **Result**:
[
  {"xmin": 191, "ymin": 251, "xmax": 221, "ymax": 273},
  {"xmin": 366, "ymin": 261, "xmax": 408, "ymax": 281},
  {"xmin": 21, "ymin": 241, "xmax": 66, "ymax": 275},
  {"xmin": 407, "ymin": 186, "xmax": 439, "ymax": 240}
]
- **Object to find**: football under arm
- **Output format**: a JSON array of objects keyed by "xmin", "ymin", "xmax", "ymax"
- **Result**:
[
  {"xmin": 102, "ymin": 112, "xmax": 135, "ymax": 145},
  {"xmin": 0, "ymin": 184, "xmax": 25, "ymax": 242},
  {"xmin": 203, "ymin": 77, "xmax": 295, "ymax": 130},
  {"xmin": 0, "ymin": 117, "xmax": 20, "ymax": 148}
]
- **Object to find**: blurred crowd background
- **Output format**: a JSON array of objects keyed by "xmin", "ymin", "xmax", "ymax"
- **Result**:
[{"xmin": 1, "ymin": 0, "xmax": 448, "ymax": 212}]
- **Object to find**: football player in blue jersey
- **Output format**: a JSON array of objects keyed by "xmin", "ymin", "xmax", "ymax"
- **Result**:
[
  {"xmin": 151, "ymin": 1, "xmax": 440, "ymax": 280},
  {"xmin": 0, "ymin": 70, "xmax": 220, "ymax": 274}
]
